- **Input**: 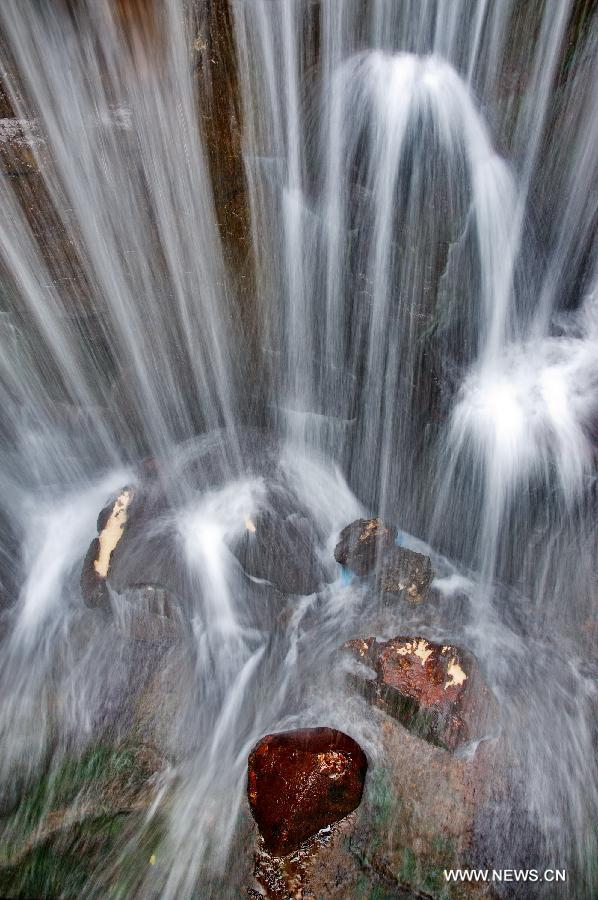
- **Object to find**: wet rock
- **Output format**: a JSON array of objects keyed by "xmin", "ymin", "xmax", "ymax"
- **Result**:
[
  {"xmin": 334, "ymin": 518, "xmax": 396, "ymax": 575},
  {"xmin": 0, "ymin": 117, "xmax": 42, "ymax": 176},
  {"xmin": 130, "ymin": 638, "xmax": 195, "ymax": 757},
  {"xmin": 343, "ymin": 636, "xmax": 377, "ymax": 667},
  {"xmin": 247, "ymin": 728, "xmax": 368, "ymax": 856},
  {"xmin": 193, "ymin": 0, "xmax": 250, "ymax": 276},
  {"xmin": 83, "ymin": 435, "xmax": 328, "ymax": 609},
  {"xmin": 344, "ymin": 636, "xmax": 496, "ymax": 752},
  {"xmin": 81, "ymin": 487, "xmax": 134, "ymax": 607},
  {"xmin": 247, "ymin": 720, "xmax": 505, "ymax": 899},
  {"xmin": 355, "ymin": 722, "xmax": 503, "ymax": 898},
  {"xmin": 102, "ymin": 485, "xmax": 181, "ymax": 598},
  {"xmin": 84, "ymin": 480, "xmax": 182, "ymax": 598},
  {"xmin": 234, "ymin": 510, "xmax": 324, "ymax": 595},
  {"xmin": 377, "ymin": 545, "xmax": 433, "ymax": 603},
  {"xmin": 0, "ymin": 742, "xmax": 168, "ymax": 897},
  {"xmin": 250, "ymin": 813, "xmax": 409, "ymax": 900},
  {"xmin": 129, "ymin": 583, "xmax": 176, "ymax": 619},
  {"xmin": 117, "ymin": 584, "xmax": 184, "ymax": 644},
  {"xmin": 80, "ymin": 536, "xmax": 108, "ymax": 608}
]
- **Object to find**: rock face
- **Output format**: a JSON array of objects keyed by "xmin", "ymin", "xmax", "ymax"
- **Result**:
[
  {"xmin": 377, "ymin": 545, "xmax": 433, "ymax": 603},
  {"xmin": 117, "ymin": 584, "xmax": 184, "ymax": 643},
  {"xmin": 248, "ymin": 631, "xmax": 506, "ymax": 897},
  {"xmin": 194, "ymin": 0, "xmax": 250, "ymax": 277},
  {"xmin": 0, "ymin": 117, "xmax": 43, "ymax": 176},
  {"xmin": 81, "ymin": 489, "xmax": 187, "ymax": 645},
  {"xmin": 344, "ymin": 636, "xmax": 496, "ymax": 752},
  {"xmin": 334, "ymin": 518, "xmax": 396, "ymax": 575},
  {"xmin": 247, "ymin": 728, "xmax": 368, "ymax": 856}
]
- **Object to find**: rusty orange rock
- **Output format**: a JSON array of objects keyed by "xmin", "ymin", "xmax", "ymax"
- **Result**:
[
  {"xmin": 345, "ymin": 636, "xmax": 497, "ymax": 752},
  {"xmin": 247, "ymin": 728, "xmax": 367, "ymax": 856}
]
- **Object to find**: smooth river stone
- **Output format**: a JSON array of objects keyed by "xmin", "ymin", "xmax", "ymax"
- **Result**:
[{"xmin": 247, "ymin": 727, "xmax": 368, "ymax": 856}]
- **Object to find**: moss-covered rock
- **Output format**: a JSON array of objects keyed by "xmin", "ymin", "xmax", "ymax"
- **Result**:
[
  {"xmin": 0, "ymin": 743, "xmax": 167, "ymax": 898},
  {"xmin": 247, "ymin": 714, "xmax": 503, "ymax": 898}
]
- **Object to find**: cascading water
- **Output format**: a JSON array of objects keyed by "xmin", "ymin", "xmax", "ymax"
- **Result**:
[{"xmin": 0, "ymin": 0, "xmax": 596, "ymax": 897}]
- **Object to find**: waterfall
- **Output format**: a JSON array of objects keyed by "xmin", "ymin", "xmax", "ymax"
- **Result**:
[
  {"xmin": 233, "ymin": 0, "xmax": 596, "ymax": 553},
  {"xmin": 0, "ymin": 0, "xmax": 596, "ymax": 896},
  {"xmin": 232, "ymin": 0, "xmax": 598, "ymax": 889},
  {"xmin": 0, "ymin": 0, "xmax": 240, "ymax": 469}
]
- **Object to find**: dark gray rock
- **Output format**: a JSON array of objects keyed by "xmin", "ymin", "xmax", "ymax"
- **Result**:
[
  {"xmin": 334, "ymin": 518, "xmax": 396, "ymax": 576},
  {"xmin": 376, "ymin": 545, "xmax": 433, "ymax": 603},
  {"xmin": 234, "ymin": 511, "xmax": 324, "ymax": 596}
]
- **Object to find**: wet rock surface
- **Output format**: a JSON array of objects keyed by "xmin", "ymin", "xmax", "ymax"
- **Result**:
[
  {"xmin": 193, "ymin": 0, "xmax": 250, "ymax": 276},
  {"xmin": 247, "ymin": 728, "xmax": 368, "ymax": 856},
  {"xmin": 344, "ymin": 636, "xmax": 496, "ymax": 752},
  {"xmin": 115, "ymin": 584, "xmax": 185, "ymax": 644},
  {"xmin": 247, "ymin": 719, "xmax": 504, "ymax": 899},
  {"xmin": 377, "ymin": 545, "xmax": 433, "ymax": 603},
  {"xmin": 348, "ymin": 720, "xmax": 502, "ymax": 898},
  {"xmin": 81, "ymin": 435, "xmax": 331, "ymax": 613},
  {"xmin": 233, "ymin": 508, "xmax": 324, "ymax": 595},
  {"xmin": 72, "ymin": 445, "xmax": 500, "ymax": 897},
  {"xmin": 334, "ymin": 518, "xmax": 397, "ymax": 575},
  {"xmin": 81, "ymin": 487, "xmax": 134, "ymax": 608},
  {"xmin": 0, "ymin": 742, "xmax": 167, "ymax": 894},
  {"xmin": 250, "ymin": 812, "xmax": 416, "ymax": 900},
  {"xmin": 333, "ymin": 518, "xmax": 435, "ymax": 605},
  {"xmin": 0, "ymin": 117, "xmax": 43, "ymax": 176},
  {"xmin": 80, "ymin": 476, "xmax": 190, "ymax": 626}
]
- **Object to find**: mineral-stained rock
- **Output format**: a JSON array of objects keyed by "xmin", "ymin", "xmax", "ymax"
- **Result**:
[
  {"xmin": 81, "ymin": 487, "xmax": 134, "ymax": 607},
  {"xmin": 377, "ymin": 545, "xmax": 433, "ymax": 603},
  {"xmin": 247, "ymin": 728, "xmax": 368, "ymax": 856},
  {"xmin": 343, "ymin": 636, "xmax": 377, "ymax": 667},
  {"xmin": 344, "ymin": 636, "xmax": 497, "ymax": 752},
  {"xmin": 94, "ymin": 489, "xmax": 133, "ymax": 577},
  {"xmin": 334, "ymin": 518, "xmax": 397, "ymax": 575}
]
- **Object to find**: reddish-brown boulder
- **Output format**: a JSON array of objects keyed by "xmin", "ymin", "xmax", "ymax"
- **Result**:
[
  {"xmin": 247, "ymin": 728, "xmax": 368, "ymax": 856},
  {"xmin": 334, "ymin": 518, "xmax": 396, "ymax": 575},
  {"xmin": 344, "ymin": 636, "xmax": 497, "ymax": 752}
]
